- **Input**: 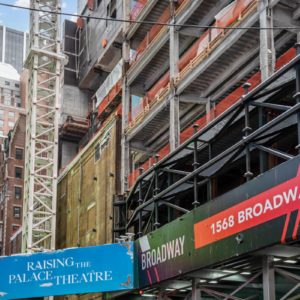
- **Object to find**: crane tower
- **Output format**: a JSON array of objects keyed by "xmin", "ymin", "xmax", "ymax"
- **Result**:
[{"xmin": 22, "ymin": 0, "xmax": 64, "ymax": 253}]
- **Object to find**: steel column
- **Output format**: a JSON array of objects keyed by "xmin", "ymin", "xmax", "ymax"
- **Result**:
[
  {"xmin": 192, "ymin": 279, "xmax": 202, "ymax": 300},
  {"xmin": 295, "ymin": 43, "xmax": 300, "ymax": 154},
  {"xmin": 243, "ymin": 83, "xmax": 253, "ymax": 181},
  {"xmin": 169, "ymin": 6, "xmax": 180, "ymax": 151},
  {"xmin": 192, "ymin": 125, "xmax": 200, "ymax": 207},
  {"xmin": 263, "ymin": 256, "xmax": 276, "ymax": 300}
]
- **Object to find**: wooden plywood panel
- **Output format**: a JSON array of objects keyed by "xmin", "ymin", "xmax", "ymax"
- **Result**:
[{"xmin": 57, "ymin": 116, "xmax": 121, "ymax": 252}]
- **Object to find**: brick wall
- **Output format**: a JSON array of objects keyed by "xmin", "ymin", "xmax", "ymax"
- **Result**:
[{"xmin": 0, "ymin": 113, "xmax": 26, "ymax": 255}]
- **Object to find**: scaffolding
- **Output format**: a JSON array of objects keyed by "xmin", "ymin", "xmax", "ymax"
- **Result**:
[
  {"xmin": 115, "ymin": 47, "xmax": 300, "ymax": 238},
  {"xmin": 22, "ymin": 0, "xmax": 64, "ymax": 253}
]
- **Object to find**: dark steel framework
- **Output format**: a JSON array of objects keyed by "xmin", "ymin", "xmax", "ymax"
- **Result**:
[{"xmin": 114, "ymin": 47, "xmax": 300, "ymax": 241}]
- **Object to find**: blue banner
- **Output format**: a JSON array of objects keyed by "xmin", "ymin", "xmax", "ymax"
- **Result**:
[{"xmin": 0, "ymin": 243, "xmax": 134, "ymax": 299}]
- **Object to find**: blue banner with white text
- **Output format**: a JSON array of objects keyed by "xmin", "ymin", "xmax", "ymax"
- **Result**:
[{"xmin": 0, "ymin": 243, "xmax": 134, "ymax": 299}]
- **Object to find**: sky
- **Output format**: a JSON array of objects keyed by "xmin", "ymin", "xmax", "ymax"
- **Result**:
[{"xmin": 0, "ymin": 0, "xmax": 77, "ymax": 32}]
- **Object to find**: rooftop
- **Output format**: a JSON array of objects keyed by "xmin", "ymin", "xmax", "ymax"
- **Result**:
[{"xmin": 0, "ymin": 63, "xmax": 20, "ymax": 81}]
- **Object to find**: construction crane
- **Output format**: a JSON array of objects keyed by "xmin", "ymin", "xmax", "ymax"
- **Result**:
[{"xmin": 22, "ymin": 0, "xmax": 64, "ymax": 253}]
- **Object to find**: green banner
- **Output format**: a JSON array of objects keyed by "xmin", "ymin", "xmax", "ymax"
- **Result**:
[{"xmin": 135, "ymin": 156, "xmax": 300, "ymax": 287}]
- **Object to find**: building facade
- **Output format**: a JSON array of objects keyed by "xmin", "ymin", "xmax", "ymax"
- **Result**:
[
  {"xmin": 56, "ymin": 0, "xmax": 300, "ymax": 299},
  {"xmin": 0, "ymin": 113, "xmax": 26, "ymax": 256},
  {"xmin": 0, "ymin": 63, "xmax": 26, "ymax": 143},
  {"xmin": 0, "ymin": 26, "xmax": 28, "ymax": 74}
]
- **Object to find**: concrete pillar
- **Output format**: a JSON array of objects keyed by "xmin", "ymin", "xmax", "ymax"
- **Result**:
[
  {"xmin": 121, "ymin": 0, "xmax": 131, "ymax": 193},
  {"xmin": 121, "ymin": 80, "xmax": 130, "ymax": 193},
  {"xmin": 263, "ymin": 256, "xmax": 276, "ymax": 300},
  {"xmin": 259, "ymin": 0, "xmax": 275, "ymax": 82},
  {"xmin": 169, "ymin": 12, "xmax": 180, "ymax": 151}
]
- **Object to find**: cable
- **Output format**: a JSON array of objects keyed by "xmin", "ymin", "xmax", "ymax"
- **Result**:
[{"xmin": 1, "ymin": 1, "xmax": 300, "ymax": 31}]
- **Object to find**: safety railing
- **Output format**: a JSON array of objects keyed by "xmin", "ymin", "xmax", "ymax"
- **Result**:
[
  {"xmin": 130, "ymin": 0, "xmax": 148, "ymax": 21},
  {"xmin": 95, "ymin": 60, "xmax": 123, "ymax": 120}
]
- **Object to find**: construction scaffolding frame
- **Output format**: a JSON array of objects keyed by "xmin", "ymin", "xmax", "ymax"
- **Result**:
[
  {"xmin": 114, "ymin": 48, "xmax": 300, "ymax": 240},
  {"xmin": 22, "ymin": 0, "xmax": 64, "ymax": 253},
  {"xmin": 147, "ymin": 250, "xmax": 300, "ymax": 300}
]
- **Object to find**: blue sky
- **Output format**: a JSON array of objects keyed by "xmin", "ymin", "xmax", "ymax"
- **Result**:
[{"xmin": 0, "ymin": 0, "xmax": 77, "ymax": 32}]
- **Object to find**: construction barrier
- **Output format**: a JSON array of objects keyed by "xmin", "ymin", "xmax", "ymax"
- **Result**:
[{"xmin": 128, "ymin": 47, "xmax": 297, "ymax": 187}]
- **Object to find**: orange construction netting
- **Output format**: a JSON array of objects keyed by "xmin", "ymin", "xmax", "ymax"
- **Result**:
[
  {"xmin": 131, "ymin": 0, "xmax": 186, "ymax": 64},
  {"xmin": 130, "ymin": 0, "xmax": 148, "ymax": 21},
  {"xmin": 97, "ymin": 79, "xmax": 122, "ymax": 118}
]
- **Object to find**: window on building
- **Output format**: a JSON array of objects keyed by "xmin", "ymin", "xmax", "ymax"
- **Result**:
[
  {"xmin": 15, "ymin": 97, "xmax": 21, "ymax": 108},
  {"xmin": 0, "ymin": 109, "xmax": 3, "ymax": 115},
  {"xmin": 4, "ymin": 81, "xmax": 10, "ymax": 86},
  {"xmin": 15, "ymin": 148, "xmax": 23, "ymax": 160},
  {"xmin": 15, "ymin": 83, "xmax": 19, "ymax": 88},
  {"xmin": 13, "ymin": 207, "xmax": 21, "ymax": 219},
  {"xmin": 12, "ymin": 225, "xmax": 19, "ymax": 232},
  {"xmin": 4, "ymin": 98, "xmax": 12, "ymax": 106},
  {"xmin": 15, "ymin": 167, "xmax": 22, "ymax": 179},
  {"xmin": 8, "ymin": 121, "xmax": 14, "ymax": 128},
  {"xmin": 0, "ymin": 120, "xmax": 3, "ymax": 127},
  {"xmin": 14, "ymin": 186, "xmax": 22, "ymax": 200},
  {"xmin": 8, "ymin": 111, "xmax": 15, "ymax": 118},
  {"xmin": 107, "ymin": 0, "xmax": 117, "ymax": 26},
  {"xmin": 0, "ymin": 131, "xmax": 3, "ymax": 137}
]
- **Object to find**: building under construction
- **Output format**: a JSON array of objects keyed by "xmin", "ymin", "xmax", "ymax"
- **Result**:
[{"xmin": 56, "ymin": 0, "xmax": 300, "ymax": 299}]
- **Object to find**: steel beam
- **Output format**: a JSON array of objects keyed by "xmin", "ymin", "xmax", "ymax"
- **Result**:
[
  {"xmin": 177, "ymin": 11, "xmax": 259, "ymax": 95},
  {"xmin": 127, "ymin": 101, "xmax": 300, "ymax": 227},
  {"xmin": 127, "ymin": 32, "xmax": 169, "ymax": 85},
  {"xmin": 126, "ymin": 0, "xmax": 159, "ymax": 40},
  {"xmin": 127, "ymin": 53, "xmax": 300, "ymax": 193},
  {"xmin": 179, "ymin": 0, "xmax": 232, "ymax": 38}
]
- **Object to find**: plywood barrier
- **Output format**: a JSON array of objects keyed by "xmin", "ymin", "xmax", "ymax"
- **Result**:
[{"xmin": 57, "ymin": 115, "xmax": 121, "ymax": 249}]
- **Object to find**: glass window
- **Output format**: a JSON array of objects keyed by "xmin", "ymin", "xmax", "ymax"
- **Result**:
[
  {"xmin": 15, "ymin": 97, "xmax": 21, "ymax": 107},
  {"xmin": 0, "ymin": 131, "xmax": 3, "ymax": 137},
  {"xmin": 15, "ymin": 167, "xmax": 22, "ymax": 179},
  {"xmin": 8, "ymin": 121, "xmax": 14, "ymax": 128},
  {"xmin": 13, "ymin": 207, "xmax": 21, "ymax": 219},
  {"xmin": 15, "ymin": 83, "xmax": 19, "ymax": 88},
  {"xmin": 14, "ymin": 187, "xmax": 22, "ymax": 200},
  {"xmin": 15, "ymin": 148, "xmax": 23, "ymax": 160},
  {"xmin": 8, "ymin": 111, "xmax": 15, "ymax": 118},
  {"xmin": 4, "ymin": 98, "xmax": 11, "ymax": 106},
  {"xmin": 12, "ymin": 225, "xmax": 20, "ymax": 232},
  {"xmin": 4, "ymin": 81, "xmax": 10, "ymax": 86},
  {"xmin": 0, "ymin": 109, "xmax": 3, "ymax": 115},
  {"xmin": 0, "ymin": 120, "xmax": 3, "ymax": 127}
]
